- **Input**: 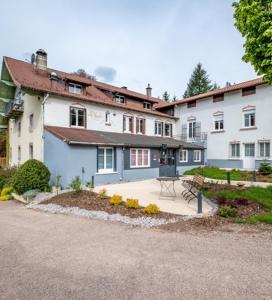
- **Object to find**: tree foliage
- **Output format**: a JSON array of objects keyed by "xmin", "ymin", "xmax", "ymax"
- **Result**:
[
  {"xmin": 162, "ymin": 91, "xmax": 171, "ymax": 102},
  {"xmin": 233, "ymin": 0, "xmax": 272, "ymax": 84},
  {"xmin": 73, "ymin": 69, "xmax": 96, "ymax": 80},
  {"xmin": 183, "ymin": 63, "xmax": 218, "ymax": 98}
]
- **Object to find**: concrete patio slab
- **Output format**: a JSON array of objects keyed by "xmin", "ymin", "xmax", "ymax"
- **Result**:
[{"xmin": 94, "ymin": 178, "xmax": 212, "ymax": 215}]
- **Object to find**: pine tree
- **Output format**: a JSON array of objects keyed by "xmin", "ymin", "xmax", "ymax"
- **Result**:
[
  {"xmin": 162, "ymin": 91, "xmax": 171, "ymax": 102},
  {"xmin": 183, "ymin": 63, "xmax": 217, "ymax": 98},
  {"xmin": 172, "ymin": 95, "xmax": 177, "ymax": 102}
]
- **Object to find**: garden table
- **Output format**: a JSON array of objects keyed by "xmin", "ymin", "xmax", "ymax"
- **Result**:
[{"xmin": 156, "ymin": 176, "xmax": 179, "ymax": 198}]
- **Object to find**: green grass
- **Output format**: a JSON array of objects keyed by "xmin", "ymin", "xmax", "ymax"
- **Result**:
[
  {"xmin": 204, "ymin": 185, "xmax": 272, "ymax": 225},
  {"xmin": 184, "ymin": 166, "xmax": 252, "ymax": 181}
]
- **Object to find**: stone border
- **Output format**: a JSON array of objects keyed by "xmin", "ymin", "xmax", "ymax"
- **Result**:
[{"xmin": 26, "ymin": 190, "xmax": 218, "ymax": 228}]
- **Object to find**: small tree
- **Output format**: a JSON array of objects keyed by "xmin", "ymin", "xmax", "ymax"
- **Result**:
[
  {"xmin": 70, "ymin": 176, "xmax": 82, "ymax": 193},
  {"xmin": 72, "ymin": 69, "xmax": 96, "ymax": 81},
  {"xmin": 233, "ymin": 0, "xmax": 272, "ymax": 84},
  {"xmin": 183, "ymin": 63, "xmax": 218, "ymax": 98},
  {"xmin": 162, "ymin": 91, "xmax": 171, "ymax": 102}
]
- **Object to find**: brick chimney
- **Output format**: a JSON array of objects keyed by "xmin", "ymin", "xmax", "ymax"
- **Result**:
[
  {"xmin": 35, "ymin": 49, "xmax": 47, "ymax": 71},
  {"xmin": 146, "ymin": 83, "xmax": 152, "ymax": 97}
]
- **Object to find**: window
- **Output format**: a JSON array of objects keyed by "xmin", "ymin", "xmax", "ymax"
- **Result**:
[
  {"xmin": 213, "ymin": 94, "xmax": 224, "ymax": 102},
  {"xmin": 259, "ymin": 142, "xmax": 270, "ymax": 158},
  {"xmin": 179, "ymin": 149, "xmax": 188, "ymax": 162},
  {"xmin": 242, "ymin": 86, "xmax": 256, "ymax": 96},
  {"xmin": 155, "ymin": 121, "xmax": 163, "ymax": 136},
  {"xmin": 193, "ymin": 150, "xmax": 201, "ymax": 162},
  {"xmin": 188, "ymin": 121, "xmax": 196, "ymax": 138},
  {"xmin": 143, "ymin": 102, "xmax": 151, "ymax": 109},
  {"xmin": 244, "ymin": 143, "xmax": 255, "ymax": 157},
  {"xmin": 214, "ymin": 116, "xmax": 224, "ymax": 131},
  {"xmin": 70, "ymin": 107, "xmax": 86, "ymax": 127},
  {"xmin": 18, "ymin": 146, "xmax": 21, "ymax": 162},
  {"xmin": 244, "ymin": 111, "xmax": 255, "ymax": 127},
  {"xmin": 18, "ymin": 121, "xmax": 21, "ymax": 137},
  {"xmin": 29, "ymin": 114, "xmax": 34, "ymax": 132},
  {"xmin": 136, "ymin": 118, "xmax": 145, "ymax": 134},
  {"xmin": 123, "ymin": 115, "xmax": 133, "ymax": 133},
  {"xmin": 130, "ymin": 148, "xmax": 150, "ymax": 168},
  {"xmin": 105, "ymin": 111, "xmax": 110, "ymax": 125},
  {"xmin": 29, "ymin": 143, "xmax": 33, "ymax": 159},
  {"xmin": 98, "ymin": 147, "xmax": 114, "ymax": 173},
  {"xmin": 230, "ymin": 143, "xmax": 240, "ymax": 158},
  {"xmin": 187, "ymin": 101, "xmax": 196, "ymax": 108},
  {"xmin": 115, "ymin": 95, "xmax": 125, "ymax": 104},
  {"xmin": 68, "ymin": 83, "xmax": 82, "ymax": 94},
  {"xmin": 164, "ymin": 123, "xmax": 172, "ymax": 137}
]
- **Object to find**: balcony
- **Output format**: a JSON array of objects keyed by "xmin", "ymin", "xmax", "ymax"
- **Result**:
[
  {"xmin": 175, "ymin": 132, "xmax": 208, "ymax": 147},
  {"xmin": 5, "ymin": 99, "xmax": 24, "ymax": 118}
]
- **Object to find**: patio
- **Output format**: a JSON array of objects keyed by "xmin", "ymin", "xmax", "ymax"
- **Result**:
[{"xmin": 94, "ymin": 178, "xmax": 213, "ymax": 215}]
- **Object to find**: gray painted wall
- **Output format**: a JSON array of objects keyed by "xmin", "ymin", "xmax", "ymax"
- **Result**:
[
  {"xmin": 207, "ymin": 159, "xmax": 243, "ymax": 169},
  {"xmin": 176, "ymin": 149, "xmax": 204, "ymax": 166},
  {"xmin": 123, "ymin": 148, "xmax": 160, "ymax": 170},
  {"xmin": 123, "ymin": 168, "xmax": 159, "ymax": 181}
]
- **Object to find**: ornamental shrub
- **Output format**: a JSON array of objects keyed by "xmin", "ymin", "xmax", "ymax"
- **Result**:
[
  {"xmin": 125, "ymin": 198, "xmax": 140, "ymax": 209},
  {"xmin": 258, "ymin": 163, "xmax": 272, "ymax": 175},
  {"xmin": 109, "ymin": 194, "xmax": 123, "ymax": 206},
  {"xmin": 144, "ymin": 204, "xmax": 160, "ymax": 214},
  {"xmin": 1, "ymin": 185, "xmax": 13, "ymax": 197},
  {"xmin": 13, "ymin": 159, "xmax": 50, "ymax": 195},
  {"xmin": 70, "ymin": 176, "xmax": 82, "ymax": 193},
  {"xmin": 98, "ymin": 189, "xmax": 108, "ymax": 200},
  {"xmin": 0, "ymin": 167, "xmax": 17, "ymax": 190},
  {"xmin": 218, "ymin": 205, "xmax": 238, "ymax": 218},
  {"xmin": 0, "ymin": 195, "xmax": 11, "ymax": 201}
]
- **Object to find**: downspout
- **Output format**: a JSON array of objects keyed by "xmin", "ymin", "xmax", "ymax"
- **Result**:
[{"xmin": 41, "ymin": 93, "xmax": 49, "ymax": 162}]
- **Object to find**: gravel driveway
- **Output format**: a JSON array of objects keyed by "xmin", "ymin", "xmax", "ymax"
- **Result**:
[{"xmin": 0, "ymin": 201, "xmax": 272, "ymax": 300}]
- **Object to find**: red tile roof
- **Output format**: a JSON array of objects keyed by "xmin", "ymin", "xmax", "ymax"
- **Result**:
[
  {"xmin": 4, "ymin": 57, "xmax": 172, "ymax": 118},
  {"xmin": 155, "ymin": 78, "xmax": 265, "ymax": 109}
]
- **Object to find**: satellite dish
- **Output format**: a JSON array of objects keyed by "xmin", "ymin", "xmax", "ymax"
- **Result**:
[{"xmin": 31, "ymin": 53, "xmax": 36, "ymax": 64}]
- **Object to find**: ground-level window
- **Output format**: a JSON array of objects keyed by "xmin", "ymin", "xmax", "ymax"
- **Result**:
[
  {"xmin": 230, "ymin": 143, "xmax": 240, "ymax": 158},
  {"xmin": 154, "ymin": 121, "xmax": 163, "ymax": 136},
  {"xmin": 179, "ymin": 149, "xmax": 188, "ymax": 162},
  {"xmin": 244, "ymin": 143, "xmax": 255, "ymax": 157},
  {"xmin": 98, "ymin": 147, "xmax": 114, "ymax": 173},
  {"xmin": 70, "ymin": 107, "xmax": 86, "ymax": 127},
  {"xmin": 164, "ymin": 123, "xmax": 172, "ymax": 137},
  {"xmin": 259, "ymin": 142, "xmax": 270, "ymax": 158},
  {"xmin": 136, "ymin": 118, "xmax": 145, "ymax": 134},
  {"xmin": 123, "ymin": 115, "xmax": 133, "ymax": 133},
  {"xmin": 29, "ymin": 143, "xmax": 33, "ymax": 159},
  {"xmin": 193, "ymin": 150, "xmax": 201, "ymax": 162},
  {"xmin": 130, "ymin": 148, "xmax": 150, "ymax": 168}
]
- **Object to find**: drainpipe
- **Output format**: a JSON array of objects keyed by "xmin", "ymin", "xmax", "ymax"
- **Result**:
[{"xmin": 41, "ymin": 93, "xmax": 49, "ymax": 162}]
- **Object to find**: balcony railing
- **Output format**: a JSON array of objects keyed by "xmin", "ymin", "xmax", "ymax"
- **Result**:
[{"xmin": 5, "ymin": 99, "xmax": 24, "ymax": 118}]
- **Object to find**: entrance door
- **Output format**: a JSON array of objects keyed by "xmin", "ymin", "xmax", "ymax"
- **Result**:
[
  {"xmin": 159, "ymin": 148, "xmax": 176, "ymax": 177},
  {"xmin": 243, "ymin": 143, "xmax": 255, "ymax": 170}
]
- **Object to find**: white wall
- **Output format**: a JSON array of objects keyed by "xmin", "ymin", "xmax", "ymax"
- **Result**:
[
  {"xmin": 44, "ymin": 96, "xmax": 176, "ymax": 137},
  {"xmin": 9, "ymin": 94, "xmax": 43, "ymax": 165},
  {"xmin": 175, "ymin": 84, "xmax": 272, "ymax": 162}
]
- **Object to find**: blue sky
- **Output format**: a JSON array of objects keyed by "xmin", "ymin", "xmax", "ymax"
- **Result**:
[{"xmin": 0, "ymin": 0, "xmax": 256, "ymax": 98}]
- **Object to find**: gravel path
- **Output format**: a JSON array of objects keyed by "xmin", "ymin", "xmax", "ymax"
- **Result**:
[{"xmin": 1, "ymin": 201, "xmax": 272, "ymax": 300}]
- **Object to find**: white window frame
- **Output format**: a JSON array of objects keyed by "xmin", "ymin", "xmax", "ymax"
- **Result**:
[
  {"xmin": 123, "ymin": 115, "xmax": 133, "ymax": 133},
  {"xmin": 136, "ymin": 117, "xmax": 145, "ymax": 134},
  {"xmin": 143, "ymin": 102, "xmax": 151, "ymax": 109},
  {"xmin": 164, "ymin": 123, "xmax": 172, "ymax": 137},
  {"xmin": 68, "ymin": 83, "xmax": 82, "ymax": 94},
  {"xmin": 243, "ymin": 111, "xmax": 256, "ymax": 128},
  {"xmin": 155, "ymin": 121, "xmax": 163, "ymax": 136},
  {"xmin": 105, "ymin": 111, "xmax": 111, "ymax": 125},
  {"xmin": 97, "ymin": 147, "xmax": 114, "ymax": 173},
  {"xmin": 213, "ymin": 115, "xmax": 224, "ymax": 131},
  {"xmin": 193, "ymin": 150, "xmax": 201, "ymax": 162},
  {"xmin": 188, "ymin": 121, "xmax": 196, "ymax": 139},
  {"xmin": 259, "ymin": 142, "xmax": 270, "ymax": 158},
  {"xmin": 244, "ymin": 143, "xmax": 255, "ymax": 157},
  {"xmin": 70, "ymin": 107, "xmax": 86, "ymax": 128},
  {"xmin": 179, "ymin": 149, "xmax": 188, "ymax": 162},
  {"xmin": 130, "ymin": 148, "xmax": 150, "ymax": 168},
  {"xmin": 230, "ymin": 143, "xmax": 240, "ymax": 158},
  {"xmin": 115, "ymin": 95, "xmax": 125, "ymax": 104}
]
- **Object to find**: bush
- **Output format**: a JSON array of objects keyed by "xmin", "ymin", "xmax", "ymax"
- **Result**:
[
  {"xmin": 98, "ymin": 189, "xmax": 108, "ymax": 200},
  {"xmin": 144, "ymin": 204, "xmax": 160, "ymax": 214},
  {"xmin": 70, "ymin": 176, "xmax": 82, "ymax": 193},
  {"xmin": 109, "ymin": 194, "xmax": 123, "ymax": 206},
  {"xmin": 218, "ymin": 205, "xmax": 238, "ymax": 218},
  {"xmin": 256, "ymin": 212, "xmax": 272, "ymax": 224},
  {"xmin": 23, "ymin": 189, "xmax": 40, "ymax": 201},
  {"xmin": 258, "ymin": 163, "xmax": 272, "ymax": 175},
  {"xmin": 125, "ymin": 198, "xmax": 140, "ymax": 209},
  {"xmin": 0, "ymin": 195, "xmax": 11, "ymax": 201},
  {"xmin": 0, "ymin": 167, "xmax": 17, "ymax": 190},
  {"xmin": 1, "ymin": 185, "xmax": 13, "ymax": 197},
  {"xmin": 13, "ymin": 160, "xmax": 50, "ymax": 195}
]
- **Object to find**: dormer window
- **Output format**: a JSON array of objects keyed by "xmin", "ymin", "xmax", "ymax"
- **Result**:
[
  {"xmin": 68, "ymin": 83, "xmax": 82, "ymax": 94},
  {"xmin": 143, "ymin": 102, "xmax": 151, "ymax": 109},
  {"xmin": 115, "ymin": 95, "xmax": 125, "ymax": 104}
]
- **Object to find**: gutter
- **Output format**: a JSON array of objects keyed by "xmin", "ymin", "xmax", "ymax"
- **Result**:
[{"xmin": 41, "ymin": 93, "xmax": 50, "ymax": 162}]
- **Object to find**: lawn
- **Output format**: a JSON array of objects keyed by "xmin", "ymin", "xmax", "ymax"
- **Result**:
[
  {"xmin": 203, "ymin": 184, "xmax": 272, "ymax": 224},
  {"xmin": 184, "ymin": 166, "xmax": 272, "ymax": 183}
]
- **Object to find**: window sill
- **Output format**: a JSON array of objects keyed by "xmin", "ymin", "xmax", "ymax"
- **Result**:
[
  {"xmin": 96, "ymin": 171, "xmax": 118, "ymax": 175},
  {"xmin": 211, "ymin": 130, "xmax": 225, "ymax": 134},
  {"xmin": 130, "ymin": 166, "xmax": 150, "ymax": 169},
  {"xmin": 70, "ymin": 125, "xmax": 86, "ymax": 129},
  {"xmin": 193, "ymin": 160, "xmax": 201, "ymax": 163},
  {"xmin": 179, "ymin": 161, "xmax": 188, "ymax": 163},
  {"xmin": 228, "ymin": 158, "xmax": 241, "ymax": 160},
  {"xmin": 240, "ymin": 127, "xmax": 257, "ymax": 131},
  {"xmin": 105, "ymin": 123, "xmax": 111, "ymax": 126}
]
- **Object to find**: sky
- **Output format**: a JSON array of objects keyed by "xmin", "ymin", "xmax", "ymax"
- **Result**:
[{"xmin": 0, "ymin": 0, "xmax": 257, "ymax": 99}]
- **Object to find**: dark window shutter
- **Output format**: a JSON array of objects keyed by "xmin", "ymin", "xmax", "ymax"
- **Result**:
[
  {"xmin": 195, "ymin": 122, "xmax": 201, "ymax": 138},
  {"xmin": 84, "ymin": 108, "xmax": 87, "ymax": 128},
  {"xmin": 143, "ymin": 119, "xmax": 146, "ymax": 134},
  {"xmin": 114, "ymin": 147, "xmax": 117, "ymax": 171},
  {"xmin": 182, "ymin": 124, "xmax": 187, "ymax": 139}
]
